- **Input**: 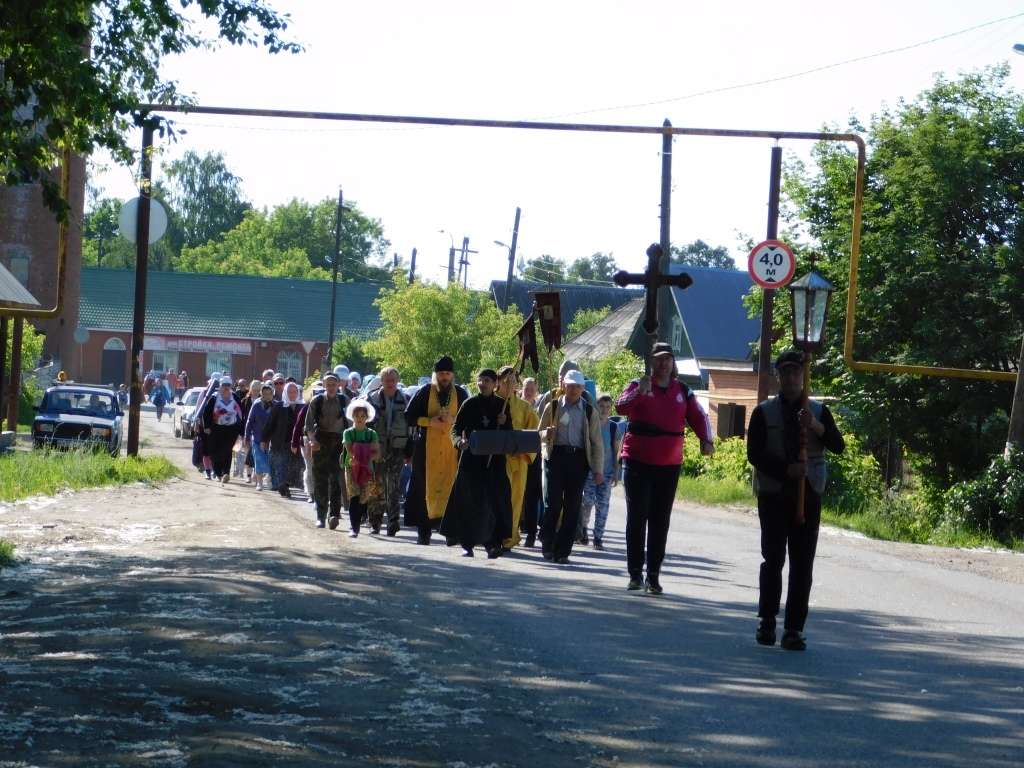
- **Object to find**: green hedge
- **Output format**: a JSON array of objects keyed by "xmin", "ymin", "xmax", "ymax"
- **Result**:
[{"xmin": 943, "ymin": 447, "xmax": 1024, "ymax": 546}]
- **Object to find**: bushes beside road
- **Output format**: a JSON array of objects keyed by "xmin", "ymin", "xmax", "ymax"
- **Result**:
[
  {"xmin": 675, "ymin": 428, "xmax": 1023, "ymax": 551},
  {"xmin": 0, "ymin": 450, "xmax": 180, "ymax": 503}
]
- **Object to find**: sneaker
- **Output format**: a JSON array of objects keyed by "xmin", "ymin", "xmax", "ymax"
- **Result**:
[
  {"xmin": 315, "ymin": 519, "xmax": 326, "ymax": 529},
  {"xmin": 756, "ymin": 618, "xmax": 777, "ymax": 647},
  {"xmin": 780, "ymin": 630, "xmax": 807, "ymax": 651},
  {"xmin": 593, "ymin": 538, "xmax": 604, "ymax": 551},
  {"xmin": 349, "ymin": 530, "xmax": 359, "ymax": 538},
  {"xmin": 246, "ymin": 476, "xmax": 253, "ymax": 484},
  {"xmin": 523, "ymin": 534, "xmax": 536, "ymax": 548},
  {"xmin": 556, "ymin": 556, "xmax": 569, "ymax": 565},
  {"xmin": 627, "ymin": 577, "xmax": 643, "ymax": 591},
  {"xmin": 306, "ymin": 497, "xmax": 314, "ymax": 504},
  {"xmin": 580, "ymin": 532, "xmax": 589, "ymax": 546},
  {"xmin": 278, "ymin": 485, "xmax": 291, "ymax": 498},
  {"xmin": 387, "ymin": 522, "xmax": 400, "ymax": 537},
  {"xmin": 255, "ymin": 482, "xmax": 264, "ymax": 491},
  {"xmin": 221, "ymin": 475, "xmax": 230, "ymax": 485},
  {"xmin": 370, "ymin": 526, "xmax": 381, "ymax": 535},
  {"xmin": 644, "ymin": 575, "xmax": 663, "ymax": 595},
  {"xmin": 487, "ymin": 547, "xmax": 502, "ymax": 559},
  {"xmin": 328, "ymin": 516, "xmax": 340, "ymax": 530},
  {"xmin": 542, "ymin": 550, "xmax": 554, "ymax": 561}
]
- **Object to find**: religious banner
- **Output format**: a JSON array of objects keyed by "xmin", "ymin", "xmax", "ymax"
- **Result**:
[
  {"xmin": 515, "ymin": 307, "xmax": 539, "ymax": 373},
  {"xmin": 533, "ymin": 291, "xmax": 561, "ymax": 352}
]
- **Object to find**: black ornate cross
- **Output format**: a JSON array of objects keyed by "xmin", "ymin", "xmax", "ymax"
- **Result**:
[{"xmin": 613, "ymin": 243, "xmax": 693, "ymax": 364}]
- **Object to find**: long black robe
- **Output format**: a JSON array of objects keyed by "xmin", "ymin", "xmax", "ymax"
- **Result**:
[
  {"xmin": 403, "ymin": 383, "xmax": 470, "ymax": 528},
  {"xmin": 439, "ymin": 392, "xmax": 514, "ymax": 551}
]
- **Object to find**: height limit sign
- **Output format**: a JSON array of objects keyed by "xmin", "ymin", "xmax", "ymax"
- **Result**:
[{"xmin": 748, "ymin": 239, "xmax": 796, "ymax": 288}]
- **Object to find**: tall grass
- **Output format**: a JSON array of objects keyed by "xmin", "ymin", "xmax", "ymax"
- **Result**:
[
  {"xmin": 0, "ymin": 449, "xmax": 180, "ymax": 502},
  {"xmin": 0, "ymin": 539, "xmax": 16, "ymax": 571}
]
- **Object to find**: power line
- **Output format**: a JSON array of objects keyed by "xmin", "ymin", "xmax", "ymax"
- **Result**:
[{"xmin": 533, "ymin": 12, "xmax": 1024, "ymax": 121}]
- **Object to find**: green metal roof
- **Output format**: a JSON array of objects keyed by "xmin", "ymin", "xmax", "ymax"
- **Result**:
[{"xmin": 80, "ymin": 268, "xmax": 384, "ymax": 341}]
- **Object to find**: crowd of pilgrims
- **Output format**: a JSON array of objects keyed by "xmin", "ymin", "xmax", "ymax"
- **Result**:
[{"xmin": 181, "ymin": 351, "xmax": 714, "ymax": 594}]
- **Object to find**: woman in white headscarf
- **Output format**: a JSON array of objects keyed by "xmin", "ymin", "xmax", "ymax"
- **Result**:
[
  {"xmin": 261, "ymin": 380, "xmax": 305, "ymax": 498},
  {"xmin": 202, "ymin": 376, "xmax": 244, "ymax": 483}
]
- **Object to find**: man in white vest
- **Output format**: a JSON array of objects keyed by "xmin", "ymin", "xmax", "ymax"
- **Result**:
[
  {"xmin": 747, "ymin": 350, "xmax": 845, "ymax": 651},
  {"xmin": 367, "ymin": 367, "xmax": 410, "ymax": 536}
]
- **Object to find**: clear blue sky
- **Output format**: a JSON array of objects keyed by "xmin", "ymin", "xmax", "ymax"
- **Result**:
[{"xmin": 95, "ymin": 1, "xmax": 1024, "ymax": 287}]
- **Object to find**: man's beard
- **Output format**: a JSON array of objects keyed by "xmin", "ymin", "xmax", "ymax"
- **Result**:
[{"xmin": 436, "ymin": 382, "xmax": 451, "ymax": 395}]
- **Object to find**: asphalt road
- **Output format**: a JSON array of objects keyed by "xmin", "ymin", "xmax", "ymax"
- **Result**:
[{"xmin": 1, "ymin": 409, "xmax": 1022, "ymax": 767}]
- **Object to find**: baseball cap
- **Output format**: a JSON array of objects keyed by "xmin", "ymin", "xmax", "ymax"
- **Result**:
[
  {"xmin": 775, "ymin": 350, "xmax": 804, "ymax": 370},
  {"xmin": 651, "ymin": 342, "xmax": 674, "ymax": 357},
  {"xmin": 563, "ymin": 370, "xmax": 585, "ymax": 386}
]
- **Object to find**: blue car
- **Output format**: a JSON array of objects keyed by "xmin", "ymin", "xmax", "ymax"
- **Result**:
[{"xmin": 32, "ymin": 384, "xmax": 124, "ymax": 457}]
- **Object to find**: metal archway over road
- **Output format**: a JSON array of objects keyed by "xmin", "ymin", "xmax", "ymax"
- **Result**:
[{"xmin": 133, "ymin": 104, "xmax": 1014, "ymax": 386}]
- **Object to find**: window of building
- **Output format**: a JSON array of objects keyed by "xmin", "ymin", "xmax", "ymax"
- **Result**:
[
  {"xmin": 206, "ymin": 353, "xmax": 233, "ymax": 378},
  {"xmin": 276, "ymin": 350, "xmax": 303, "ymax": 381},
  {"xmin": 103, "ymin": 338, "xmax": 126, "ymax": 351},
  {"xmin": 152, "ymin": 351, "xmax": 179, "ymax": 375},
  {"xmin": 717, "ymin": 403, "xmax": 747, "ymax": 439},
  {"xmin": 10, "ymin": 256, "xmax": 29, "ymax": 289}
]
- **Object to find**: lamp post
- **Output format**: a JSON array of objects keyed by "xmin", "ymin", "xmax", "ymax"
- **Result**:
[{"xmin": 788, "ymin": 269, "xmax": 837, "ymax": 523}]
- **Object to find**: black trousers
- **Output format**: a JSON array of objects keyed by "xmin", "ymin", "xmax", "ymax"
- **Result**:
[
  {"xmin": 540, "ymin": 449, "xmax": 590, "ymax": 560},
  {"xmin": 623, "ymin": 460, "xmax": 682, "ymax": 579},
  {"xmin": 758, "ymin": 487, "xmax": 821, "ymax": 632},
  {"xmin": 519, "ymin": 455, "xmax": 543, "ymax": 537},
  {"xmin": 311, "ymin": 432, "xmax": 344, "ymax": 521}
]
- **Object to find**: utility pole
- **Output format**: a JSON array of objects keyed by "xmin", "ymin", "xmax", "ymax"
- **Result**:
[
  {"xmin": 1006, "ymin": 334, "xmax": 1024, "ymax": 457},
  {"xmin": 501, "ymin": 207, "xmax": 521, "ymax": 311},
  {"xmin": 126, "ymin": 123, "xmax": 155, "ymax": 457},
  {"xmin": 756, "ymin": 143, "xmax": 783, "ymax": 406},
  {"xmin": 326, "ymin": 188, "xmax": 343, "ymax": 372},
  {"xmin": 409, "ymin": 247, "xmax": 417, "ymax": 284},
  {"xmin": 656, "ymin": 119, "xmax": 673, "ymax": 364}
]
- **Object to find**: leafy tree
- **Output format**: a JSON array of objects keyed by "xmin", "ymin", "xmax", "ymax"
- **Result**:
[
  {"xmin": 1, "ymin": 1, "xmax": 301, "ymax": 220},
  {"xmin": 784, "ymin": 65, "xmax": 1024, "ymax": 487},
  {"xmin": 567, "ymin": 252, "xmax": 618, "ymax": 284},
  {"xmin": 585, "ymin": 346, "xmax": 644, "ymax": 400},
  {"xmin": 365, "ymin": 282, "xmax": 523, "ymax": 385},
  {"xmin": 522, "ymin": 254, "xmax": 567, "ymax": 284},
  {"xmin": 265, "ymin": 197, "xmax": 393, "ymax": 282},
  {"xmin": 566, "ymin": 306, "xmax": 612, "ymax": 339},
  {"xmin": 330, "ymin": 333, "xmax": 376, "ymax": 380},
  {"xmin": 670, "ymin": 239, "xmax": 736, "ymax": 269},
  {"xmin": 177, "ymin": 209, "xmax": 329, "ymax": 278},
  {"xmin": 161, "ymin": 150, "xmax": 250, "ymax": 253}
]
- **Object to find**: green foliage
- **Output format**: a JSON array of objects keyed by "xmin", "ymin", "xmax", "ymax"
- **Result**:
[
  {"xmin": 822, "ymin": 428, "xmax": 886, "ymax": 515},
  {"xmin": 670, "ymin": 239, "xmax": 736, "ymax": 269},
  {"xmin": 174, "ymin": 196, "xmax": 391, "ymax": 280},
  {"xmin": 676, "ymin": 475, "xmax": 754, "ymax": 506},
  {"xmin": 0, "ymin": 539, "xmax": 16, "ymax": 570},
  {"xmin": 2, "ymin": 323, "xmax": 45, "ymax": 431},
  {"xmin": 942, "ymin": 448, "xmax": 1024, "ymax": 546},
  {"xmin": 330, "ymin": 334, "xmax": 376, "ymax": 379},
  {"xmin": 784, "ymin": 65, "xmax": 1024, "ymax": 487},
  {"xmin": 585, "ymin": 347, "xmax": 644, "ymax": 401},
  {"xmin": 567, "ymin": 306, "xmax": 611, "ymax": 339},
  {"xmin": 0, "ymin": 451, "xmax": 180, "ymax": 502},
  {"xmin": 522, "ymin": 255, "xmax": 567, "ymax": 284},
  {"xmin": 162, "ymin": 150, "xmax": 250, "ymax": 252},
  {"xmin": 365, "ymin": 281, "xmax": 524, "ymax": 385},
  {"xmin": 567, "ymin": 253, "xmax": 618, "ymax": 284},
  {"xmin": 1, "ymin": 1, "xmax": 301, "ymax": 220}
]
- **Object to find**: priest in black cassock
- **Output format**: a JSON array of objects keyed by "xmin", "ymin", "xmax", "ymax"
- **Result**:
[{"xmin": 439, "ymin": 368, "xmax": 514, "ymax": 558}]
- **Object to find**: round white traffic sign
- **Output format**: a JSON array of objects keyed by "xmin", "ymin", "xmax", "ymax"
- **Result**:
[
  {"xmin": 118, "ymin": 197, "xmax": 168, "ymax": 245},
  {"xmin": 748, "ymin": 240, "xmax": 796, "ymax": 288}
]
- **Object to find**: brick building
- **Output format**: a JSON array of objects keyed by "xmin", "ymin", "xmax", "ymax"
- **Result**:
[{"xmin": 77, "ymin": 268, "xmax": 383, "ymax": 386}]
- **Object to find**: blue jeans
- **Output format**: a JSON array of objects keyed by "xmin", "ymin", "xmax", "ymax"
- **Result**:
[{"xmin": 580, "ymin": 470, "xmax": 614, "ymax": 540}]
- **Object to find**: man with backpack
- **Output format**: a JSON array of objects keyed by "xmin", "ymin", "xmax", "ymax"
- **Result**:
[{"xmin": 305, "ymin": 371, "xmax": 350, "ymax": 529}]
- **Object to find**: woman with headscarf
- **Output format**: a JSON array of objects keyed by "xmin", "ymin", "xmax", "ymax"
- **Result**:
[
  {"xmin": 245, "ymin": 382, "xmax": 275, "ymax": 490},
  {"xmin": 236, "ymin": 380, "xmax": 261, "ymax": 481},
  {"xmin": 202, "ymin": 376, "xmax": 244, "ymax": 483},
  {"xmin": 261, "ymin": 380, "xmax": 305, "ymax": 497}
]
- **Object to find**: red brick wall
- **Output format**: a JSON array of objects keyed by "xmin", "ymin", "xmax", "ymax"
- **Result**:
[
  {"xmin": 706, "ymin": 369, "xmax": 764, "ymax": 438},
  {"xmin": 0, "ymin": 156, "xmax": 86, "ymax": 368}
]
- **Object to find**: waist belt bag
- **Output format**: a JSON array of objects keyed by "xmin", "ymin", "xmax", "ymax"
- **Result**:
[{"xmin": 625, "ymin": 421, "xmax": 685, "ymax": 438}]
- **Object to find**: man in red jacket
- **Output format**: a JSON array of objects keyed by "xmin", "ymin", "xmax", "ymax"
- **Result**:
[{"xmin": 615, "ymin": 342, "xmax": 714, "ymax": 594}]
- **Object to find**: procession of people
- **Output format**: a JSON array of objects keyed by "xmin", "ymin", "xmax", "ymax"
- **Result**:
[{"xmin": 165, "ymin": 341, "xmax": 839, "ymax": 651}]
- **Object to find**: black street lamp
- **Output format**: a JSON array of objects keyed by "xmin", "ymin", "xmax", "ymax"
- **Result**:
[{"xmin": 788, "ymin": 269, "xmax": 836, "ymax": 522}]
